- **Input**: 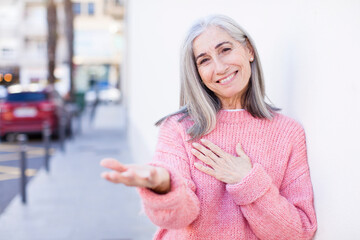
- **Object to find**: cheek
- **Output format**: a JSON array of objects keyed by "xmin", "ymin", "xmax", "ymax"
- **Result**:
[
  {"xmin": 198, "ymin": 67, "xmax": 212, "ymax": 84},
  {"xmin": 243, "ymin": 63, "xmax": 252, "ymax": 79},
  {"xmin": 235, "ymin": 56, "xmax": 251, "ymax": 78}
]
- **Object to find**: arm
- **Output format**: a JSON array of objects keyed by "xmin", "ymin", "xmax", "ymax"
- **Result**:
[
  {"xmin": 100, "ymin": 117, "xmax": 200, "ymax": 229},
  {"xmin": 192, "ymin": 125, "xmax": 317, "ymax": 239},
  {"xmin": 226, "ymin": 126, "xmax": 317, "ymax": 240},
  {"xmin": 100, "ymin": 159, "xmax": 170, "ymax": 194},
  {"xmin": 137, "ymin": 117, "xmax": 200, "ymax": 229}
]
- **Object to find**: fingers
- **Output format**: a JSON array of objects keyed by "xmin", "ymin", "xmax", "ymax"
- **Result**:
[
  {"xmin": 100, "ymin": 163, "xmax": 160, "ymax": 188},
  {"xmin": 235, "ymin": 142, "xmax": 246, "ymax": 158},
  {"xmin": 199, "ymin": 139, "xmax": 226, "ymax": 157},
  {"xmin": 194, "ymin": 162, "xmax": 216, "ymax": 176},
  {"xmin": 100, "ymin": 158, "xmax": 128, "ymax": 172},
  {"xmin": 191, "ymin": 148, "xmax": 215, "ymax": 166},
  {"xmin": 101, "ymin": 171, "xmax": 125, "ymax": 184},
  {"xmin": 101, "ymin": 170, "xmax": 129, "ymax": 184},
  {"xmin": 101, "ymin": 169, "xmax": 146, "ymax": 187},
  {"xmin": 192, "ymin": 142, "xmax": 220, "ymax": 161},
  {"xmin": 192, "ymin": 140, "xmax": 248, "ymax": 161},
  {"xmin": 192, "ymin": 140, "xmax": 252, "ymax": 184}
]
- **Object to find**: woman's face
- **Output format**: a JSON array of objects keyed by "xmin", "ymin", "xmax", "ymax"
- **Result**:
[{"xmin": 193, "ymin": 26, "xmax": 254, "ymax": 108}]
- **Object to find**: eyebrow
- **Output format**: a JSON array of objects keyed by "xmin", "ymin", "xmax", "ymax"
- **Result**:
[
  {"xmin": 215, "ymin": 41, "xmax": 233, "ymax": 49},
  {"xmin": 195, "ymin": 41, "xmax": 233, "ymax": 61}
]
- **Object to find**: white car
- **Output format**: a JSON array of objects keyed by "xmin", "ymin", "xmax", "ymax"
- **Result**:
[{"xmin": 85, "ymin": 87, "xmax": 121, "ymax": 105}]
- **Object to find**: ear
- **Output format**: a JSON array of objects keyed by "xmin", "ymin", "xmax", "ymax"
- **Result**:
[{"xmin": 245, "ymin": 39, "xmax": 255, "ymax": 60}]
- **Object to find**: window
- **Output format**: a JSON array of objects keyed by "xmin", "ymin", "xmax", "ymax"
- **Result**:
[
  {"xmin": 1, "ymin": 48, "xmax": 12, "ymax": 56},
  {"xmin": 1, "ymin": 48, "xmax": 15, "ymax": 59},
  {"xmin": 88, "ymin": 3, "xmax": 95, "ymax": 15},
  {"xmin": 7, "ymin": 92, "xmax": 47, "ymax": 102},
  {"xmin": 115, "ymin": 0, "xmax": 123, "ymax": 6},
  {"xmin": 73, "ymin": 2, "xmax": 81, "ymax": 15}
]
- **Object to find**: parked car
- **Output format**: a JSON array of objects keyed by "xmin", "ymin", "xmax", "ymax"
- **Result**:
[{"xmin": 0, "ymin": 85, "xmax": 71, "ymax": 139}]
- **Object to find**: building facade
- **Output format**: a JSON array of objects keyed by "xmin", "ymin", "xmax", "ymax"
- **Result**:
[
  {"xmin": 0, "ymin": 0, "xmax": 70, "ymax": 96},
  {"xmin": 0, "ymin": 0, "xmax": 23, "ymax": 87},
  {"xmin": 72, "ymin": 0, "xmax": 124, "ymax": 94},
  {"xmin": 0, "ymin": 0, "xmax": 125, "ymax": 97}
]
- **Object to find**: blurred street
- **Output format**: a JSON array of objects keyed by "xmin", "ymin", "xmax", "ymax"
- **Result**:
[
  {"xmin": 0, "ymin": 1, "xmax": 156, "ymax": 238},
  {"xmin": 0, "ymin": 137, "xmax": 57, "ymax": 215},
  {"xmin": 0, "ymin": 104, "xmax": 156, "ymax": 240}
]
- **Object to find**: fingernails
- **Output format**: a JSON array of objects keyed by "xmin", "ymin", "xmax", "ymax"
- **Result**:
[
  {"xmin": 109, "ymin": 172, "xmax": 116, "ymax": 180},
  {"xmin": 121, "ymin": 171, "xmax": 131, "ymax": 177},
  {"xmin": 192, "ymin": 142, "xmax": 199, "ymax": 147}
]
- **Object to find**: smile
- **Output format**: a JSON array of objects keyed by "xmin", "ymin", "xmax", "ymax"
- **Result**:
[{"xmin": 217, "ymin": 71, "xmax": 237, "ymax": 85}]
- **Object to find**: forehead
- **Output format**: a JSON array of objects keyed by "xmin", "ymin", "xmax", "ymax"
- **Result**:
[{"xmin": 193, "ymin": 26, "xmax": 236, "ymax": 55}]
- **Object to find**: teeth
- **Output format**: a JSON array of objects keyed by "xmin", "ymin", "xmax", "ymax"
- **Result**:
[{"xmin": 219, "ymin": 72, "xmax": 236, "ymax": 84}]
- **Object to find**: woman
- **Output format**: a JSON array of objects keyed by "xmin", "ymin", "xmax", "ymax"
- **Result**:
[{"xmin": 100, "ymin": 15, "xmax": 317, "ymax": 240}]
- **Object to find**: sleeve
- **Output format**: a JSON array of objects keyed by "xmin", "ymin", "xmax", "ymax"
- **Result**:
[
  {"xmin": 226, "ymin": 125, "xmax": 317, "ymax": 240},
  {"xmin": 137, "ymin": 116, "xmax": 200, "ymax": 229}
]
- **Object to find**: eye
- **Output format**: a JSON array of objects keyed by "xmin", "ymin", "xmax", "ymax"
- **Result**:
[
  {"xmin": 198, "ymin": 58, "xmax": 209, "ymax": 65},
  {"xmin": 222, "ymin": 47, "xmax": 232, "ymax": 53}
]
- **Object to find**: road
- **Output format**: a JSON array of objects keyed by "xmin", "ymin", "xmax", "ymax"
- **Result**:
[{"xmin": 0, "ymin": 134, "xmax": 59, "ymax": 214}]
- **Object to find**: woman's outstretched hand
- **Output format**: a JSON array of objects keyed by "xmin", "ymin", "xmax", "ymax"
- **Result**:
[
  {"xmin": 191, "ymin": 139, "xmax": 252, "ymax": 184},
  {"xmin": 100, "ymin": 158, "xmax": 171, "ymax": 194}
]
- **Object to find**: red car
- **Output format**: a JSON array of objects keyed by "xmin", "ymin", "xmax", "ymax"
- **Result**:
[{"xmin": 0, "ymin": 86, "xmax": 70, "ymax": 139}]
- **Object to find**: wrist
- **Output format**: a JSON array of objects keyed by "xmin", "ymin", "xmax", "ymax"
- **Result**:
[
  {"xmin": 240, "ymin": 165, "xmax": 253, "ymax": 181},
  {"xmin": 151, "ymin": 167, "xmax": 171, "ymax": 194},
  {"xmin": 229, "ymin": 166, "xmax": 253, "ymax": 185}
]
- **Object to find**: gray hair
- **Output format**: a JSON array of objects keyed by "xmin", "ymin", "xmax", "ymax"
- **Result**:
[{"xmin": 157, "ymin": 14, "xmax": 279, "ymax": 139}]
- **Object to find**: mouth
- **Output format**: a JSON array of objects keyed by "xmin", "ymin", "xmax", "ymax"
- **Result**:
[{"xmin": 216, "ymin": 71, "xmax": 238, "ymax": 85}]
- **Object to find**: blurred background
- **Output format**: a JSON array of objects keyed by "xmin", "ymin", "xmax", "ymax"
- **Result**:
[
  {"xmin": 1, "ymin": 0, "xmax": 360, "ymax": 239},
  {"xmin": 0, "ymin": 0, "xmax": 122, "ymax": 105}
]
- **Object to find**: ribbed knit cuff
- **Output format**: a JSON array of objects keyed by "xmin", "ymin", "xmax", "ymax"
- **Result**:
[
  {"xmin": 137, "ymin": 166, "xmax": 186, "ymax": 210},
  {"xmin": 226, "ymin": 163, "xmax": 272, "ymax": 205}
]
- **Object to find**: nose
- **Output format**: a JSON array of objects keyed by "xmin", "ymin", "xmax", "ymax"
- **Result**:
[{"xmin": 213, "ymin": 57, "xmax": 229, "ymax": 75}]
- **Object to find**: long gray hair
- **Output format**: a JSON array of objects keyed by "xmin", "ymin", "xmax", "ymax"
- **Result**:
[{"xmin": 157, "ymin": 15, "xmax": 279, "ymax": 139}]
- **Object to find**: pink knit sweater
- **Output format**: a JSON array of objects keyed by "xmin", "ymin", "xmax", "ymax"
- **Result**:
[{"xmin": 138, "ymin": 110, "xmax": 317, "ymax": 240}]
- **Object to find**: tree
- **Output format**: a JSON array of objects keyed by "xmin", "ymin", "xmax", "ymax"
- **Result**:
[
  {"xmin": 46, "ymin": 0, "xmax": 57, "ymax": 85},
  {"xmin": 64, "ymin": 0, "xmax": 75, "ymax": 100}
]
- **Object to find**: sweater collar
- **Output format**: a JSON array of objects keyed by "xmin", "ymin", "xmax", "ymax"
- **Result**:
[{"xmin": 217, "ymin": 109, "xmax": 253, "ymax": 123}]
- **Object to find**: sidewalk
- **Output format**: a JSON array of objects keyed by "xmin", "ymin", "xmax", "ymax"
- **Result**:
[{"xmin": 0, "ymin": 104, "xmax": 156, "ymax": 240}]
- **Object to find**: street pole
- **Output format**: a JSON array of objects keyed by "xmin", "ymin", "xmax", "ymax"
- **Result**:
[
  {"xmin": 43, "ymin": 121, "xmax": 51, "ymax": 172},
  {"xmin": 58, "ymin": 115, "xmax": 66, "ymax": 152},
  {"xmin": 0, "ymin": 107, "xmax": 2, "ymax": 143},
  {"xmin": 17, "ymin": 134, "xmax": 28, "ymax": 204}
]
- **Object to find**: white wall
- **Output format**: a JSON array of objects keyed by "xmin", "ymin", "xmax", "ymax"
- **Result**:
[{"xmin": 125, "ymin": 0, "xmax": 360, "ymax": 239}]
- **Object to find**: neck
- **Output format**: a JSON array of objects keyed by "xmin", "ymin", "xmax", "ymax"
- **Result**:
[{"xmin": 219, "ymin": 96, "xmax": 243, "ymax": 110}]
